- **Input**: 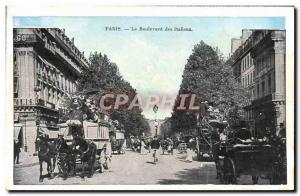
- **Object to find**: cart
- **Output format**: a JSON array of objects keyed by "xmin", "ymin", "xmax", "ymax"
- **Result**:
[
  {"xmin": 58, "ymin": 120, "xmax": 111, "ymax": 172},
  {"xmin": 197, "ymin": 118, "xmax": 228, "ymax": 161},
  {"xmin": 110, "ymin": 129, "xmax": 125, "ymax": 154},
  {"xmin": 217, "ymin": 141, "xmax": 276, "ymax": 184}
]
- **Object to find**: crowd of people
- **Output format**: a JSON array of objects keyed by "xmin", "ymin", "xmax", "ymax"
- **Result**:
[{"xmin": 125, "ymin": 135, "xmax": 197, "ymax": 164}]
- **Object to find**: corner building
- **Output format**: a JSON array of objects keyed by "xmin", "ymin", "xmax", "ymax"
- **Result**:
[
  {"xmin": 13, "ymin": 28, "xmax": 90, "ymax": 154},
  {"xmin": 230, "ymin": 29, "xmax": 286, "ymax": 137}
]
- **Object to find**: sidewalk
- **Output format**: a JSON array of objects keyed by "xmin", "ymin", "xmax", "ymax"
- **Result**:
[{"xmin": 14, "ymin": 150, "xmax": 39, "ymax": 168}]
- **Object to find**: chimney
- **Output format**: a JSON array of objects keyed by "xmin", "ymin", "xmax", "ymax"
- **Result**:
[{"xmin": 71, "ymin": 37, "xmax": 74, "ymax": 44}]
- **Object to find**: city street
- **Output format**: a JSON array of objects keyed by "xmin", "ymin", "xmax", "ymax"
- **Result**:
[{"xmin": 14, "ymin": 150, "xmax": 270, "ymax": 185}]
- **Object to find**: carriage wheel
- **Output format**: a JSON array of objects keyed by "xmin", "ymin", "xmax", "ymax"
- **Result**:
[
  {"xmin": 216, "ymin": 160, "xmax": 224, "ymax": 183},
  {"xmin": 223, "ymin": 158, "xmax": 237, "ymax": 184},
  {"xmin": 252, "ymin": 175, "xmax": 259, "ymax": 184},
  {"xmin": 270, "ymin": 163, "xmax": 282, "ymax": 184}
]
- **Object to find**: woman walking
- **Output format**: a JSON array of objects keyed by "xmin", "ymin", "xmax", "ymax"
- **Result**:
[{"xmin": 140, "ymin": 139, "xmax": 147, "ymax": 155}]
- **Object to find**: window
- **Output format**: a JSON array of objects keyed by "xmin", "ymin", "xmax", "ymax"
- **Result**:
[
  {"xmin": 268, "ymin": 75, "xmax": 272, "ymax": 94},
  {"xmin": 44, "ymin": 87, "xmax": 48, "ymax": 101},
  {"xmin": 40, "ymin": 84, "xmax": 44, "ymax": 100},
  {"xmin": 242, "ymin": 60, "xmax": 244, "ymax": 71},
  {"xmin": 247, "ymin": 74, "xmax": 250, "ymax": 86},
  {"xmin": 49, "ymin": 89, "xmax": 52, "ymax": 102},
  {"xmin": 271, "ymin": 54, "xmax": 274, "ymax": 68},
  {"xmin": 13, "ymin": 52, "xmax": 18, "ymax": 76},
  {"xmin": 13, "ymin": 77, "xmax": 19, "ymax": 94},
  {"xmin": 262, "ymin": 81, "xmax": 265, "ymax": 96},
  {"xmin": 272, "ymin": 73, "xmax": 275, "ymax": 93},
  {"xmin": 257, "ymin": 84, "xmax": 260, "ymax": 98},
  {"xmin": 247, "ymin": 55, "xmax": 250, "ymax": 68}
]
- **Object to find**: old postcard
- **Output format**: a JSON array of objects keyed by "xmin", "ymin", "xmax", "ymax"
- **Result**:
[{"xmin": 5, "ymin": 5, "xmax": 295, "ymax": 191}]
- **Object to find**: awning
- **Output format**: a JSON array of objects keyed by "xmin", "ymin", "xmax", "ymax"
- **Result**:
[
  {"xmin": 38, "ymin": 126, "xmax": 60, "ymax": 139},
  {"xmin": 14, "ymin": 124, "xmax": 23, "ymax": 140},
  {"xmin": 37, "ymin": 126, "xmax": 50, "ymax": 137}
]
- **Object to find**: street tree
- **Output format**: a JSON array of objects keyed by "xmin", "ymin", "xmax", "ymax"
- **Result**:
[
  {"xmin": 171, "ymin": 41, "xmax": 249, "ymax": 133},
  {"xmin": 62, "ymin": 52, "xmax": 150, "ymax": 136}
]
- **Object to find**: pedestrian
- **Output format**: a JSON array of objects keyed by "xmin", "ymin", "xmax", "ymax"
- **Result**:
[
  {"xmin": 14, "ymin": 139, "xmax": 21, "ymax": 164},
  {"xmin": 140, "ymin": 139, "xmax": 147, "ymax": 155},
  {"xmin": 100, "ymin": 144, "xmax": 112, "ymax": 172},
  {"xmin": 121, "ymin": 139, "xmax": 127, "ymax": 154},
  {"xmin": 167, "ymin": 138, "xmax": 174, "ymax": 155},
  {"xmin": 185, "ymin": 138, "xmax": 194, "ymax": 162},
  {"xmin": 150, "ymin": 136, "xmax": 160, "ymax": 164}
]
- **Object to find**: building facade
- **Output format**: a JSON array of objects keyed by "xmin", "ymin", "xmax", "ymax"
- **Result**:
[
  {"xmin": 13, "ymin": 28, "xmax": 90, "ymax": 154},
  {"xmin": 230, "ymin": 29, "xmax": 286, "ymax": 137}
]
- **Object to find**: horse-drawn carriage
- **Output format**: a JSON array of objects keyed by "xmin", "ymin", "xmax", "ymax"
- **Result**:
[
  {"xmin": 111, "ymin": 139, "xmax": 125, "ymax": 154},
  {"xmin": 216, "ymin": 141, "xmax": 275, "ymax": 184},
  {"xmin": 110, "ymin": 128, "xmax": 126, "ymax": 154},
  {"xmin": 197, "ymin": 117, "xmax": 228, "ymax": 161},
  {"xmin": 36, "ymin": 94, "xmax": 112, "ymax": 182},
  {"xmin": 57, "ymin": 119, "xmax": 111, "ymax": 176},
  {"xmin": 214, "ymin": 128, "xmax": 287, "ymax": 184},
  {"xmin": 160, "ymin": 138, "xmax": 174, "ymax": 155}
]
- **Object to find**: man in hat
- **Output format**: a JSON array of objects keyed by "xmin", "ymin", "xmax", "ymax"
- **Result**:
[
  {"xmin": 151, "ymin": 136, "xmax": 160, "ymax": 164},
  {"xmin": 14, "ymin": 139, "xmax": 21, "ymax": 164}
]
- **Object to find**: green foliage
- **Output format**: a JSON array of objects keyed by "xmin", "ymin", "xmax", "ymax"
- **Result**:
[
  {"xmin": 171, "ymin": 41, "xmax": 249, "ymax": 132},
  {"xmin": 76, "ymin": 52, "xmax": 150, "ymax": 136}
]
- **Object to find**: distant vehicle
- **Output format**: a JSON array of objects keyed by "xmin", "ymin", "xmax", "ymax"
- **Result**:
[{"xmin": 177, "ymin": 142, "xmax": 187, "ymax": 153}]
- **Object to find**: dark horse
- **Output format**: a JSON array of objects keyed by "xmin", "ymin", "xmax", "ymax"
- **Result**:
[
  {"xmin": 72, "ymin": 135, "xmax": 97, "ymax": 178},
  {"xmin": 56, "ymin": 137, "xmax": 76, "ymax": 180},
  {"xmin": 37, "ymin": 135, "xmax": 61, "ymax": 182}
]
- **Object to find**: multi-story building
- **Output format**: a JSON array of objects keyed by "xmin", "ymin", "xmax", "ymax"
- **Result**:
[
  {"xmin": 230, "ymin": 29, "xmax": 286, "ymax": 137},
  {"xmin": 13, "ymin": 28, "xmax": 90, "ymax": 154}
]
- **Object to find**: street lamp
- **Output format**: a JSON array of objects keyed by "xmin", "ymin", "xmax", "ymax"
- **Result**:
[
  {"xmin": 22, "ymin": 114, "xmax": 28, "ymax": 152},
  {"xmin": 154, "ymin": 120, "xmax": 159, "ymax": 137},
  {"xmin": 153, "ymin": 105, "xmax": 158, "ymax": 137},
  {"xmin": 34, "ymin": 86, "xmax": 41, "ymax": 153}
]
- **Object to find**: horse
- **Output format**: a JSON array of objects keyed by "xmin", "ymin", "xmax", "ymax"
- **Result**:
[
  {"xmin": 72, "ymin": 135, "xmax": 97, "ymax": 178},
  {"xmin": 56, "ymin": 137, "xmax": 76, "ymax": 180},
  {"xmin": 37, "ymin": 135, "xmax": 61, "ymax": 182}
]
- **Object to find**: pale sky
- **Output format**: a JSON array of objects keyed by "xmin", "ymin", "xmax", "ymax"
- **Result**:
[{"xmin": 14, "ymin": 16, "xmax": 285, "ymax": 119}]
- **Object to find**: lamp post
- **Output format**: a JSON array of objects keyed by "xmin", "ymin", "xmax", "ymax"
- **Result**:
[
  {"xmin": 275, "ymin": 105, "xmax": 281, "ymax": 136},
  {"xmin": 34, "ymin": 86, "xmax": 41, "ymax": 153},
  {"xmin": 154, "ymin": 120, "xmax": 159, "ymax": 137},
  {"xmin": 22, "ymin": 114, "xmax": 28, "ymax": 152},
  {"xmin": 153, "ymin": 105, "xmax": 158, "ymax": 137}
]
